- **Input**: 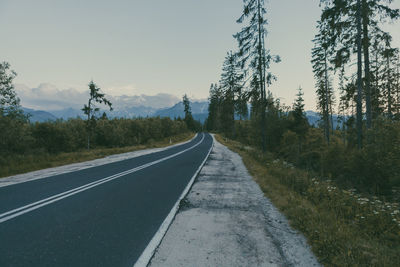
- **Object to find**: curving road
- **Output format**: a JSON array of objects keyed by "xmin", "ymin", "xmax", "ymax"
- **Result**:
[{"xmin": 0, "ymin": 133, "xmax": 213, "ymax": 267}]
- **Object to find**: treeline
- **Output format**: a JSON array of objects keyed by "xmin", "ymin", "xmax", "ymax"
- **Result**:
[
  {"xmin": 206, "ymin": 0, "xmax": 400, "ymax": 196},
  {"xmin": 1, "ymin": 117, "xmax": 189, "ymax": 156},
  {"xmin": 0, "ymin": 62, "xmax": 190, "ymax": 160}
]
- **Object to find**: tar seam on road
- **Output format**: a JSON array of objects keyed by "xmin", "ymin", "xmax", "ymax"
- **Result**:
[
  {"xmin": 0, "ymin": 134, "xmax": 206, "ymax": 224},
  {"xmin": 133, "ymin": 135, "xmax": 214, "ymax": 267}
]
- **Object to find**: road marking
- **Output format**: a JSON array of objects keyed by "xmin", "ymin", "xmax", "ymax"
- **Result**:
[
  {"xmin": 0, "ymin": 134, "xmax": 205, "ymax": 224},
  {"xmin": 133, "ymin": 134, "xmax": 214, "ymax": 267}
]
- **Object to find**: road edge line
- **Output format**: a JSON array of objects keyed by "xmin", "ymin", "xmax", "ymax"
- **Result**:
[
  {"xmin": 0, "ymin": 133, "xmax": 198, "ymax": 188},
  {"xmin": 133, "ymin": 133, "xmax": 215, "ymax": 267}
]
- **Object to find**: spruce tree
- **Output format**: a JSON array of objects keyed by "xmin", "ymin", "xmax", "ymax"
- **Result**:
[
  {"xmin": 206, "ymin": 83, "xmax": 221, "ymax": 131},
  {"xmin": 291, "ymin": 87, "xmax": 309, "ymax": 139},
  {"xmin": 319, "ymin": 0, "xmax": 399, "ymax": 148},
  {"xmin": 234, "ymin": 0, "xmax": 280, "ymax": 151},
  {"xmin": 312, "ymin": 20, "xmax": 334, "ymax": 144},
  {"xmin": 219, "ymin": 51, "xmax": 245, "ymax": 135},
  {"xmin": 182, "ymin": 94, "xmax": 195, "ymax": 131},
  {"xmin": 381, "ymin": 45, "xmax": 399, "ymax": 118}
]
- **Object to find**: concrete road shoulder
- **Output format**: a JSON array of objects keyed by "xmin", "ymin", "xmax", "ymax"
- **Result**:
[{"xmin": 149, "ymin": 137, "xmax": 321, "ymax": 267}]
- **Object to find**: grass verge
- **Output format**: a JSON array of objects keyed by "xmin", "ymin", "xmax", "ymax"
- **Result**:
[
  {"xmin": 215, "ymin": 134, "xmax": 400, "ymax": 267},
  {"xmin": 0, "ymin": 132, "xmax": 195, "ymax": 178}
]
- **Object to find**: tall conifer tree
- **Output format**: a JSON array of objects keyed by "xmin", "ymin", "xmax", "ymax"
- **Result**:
[{"xmin": 234, "ymin": 0, "xmax": 279, "ymax": 151}]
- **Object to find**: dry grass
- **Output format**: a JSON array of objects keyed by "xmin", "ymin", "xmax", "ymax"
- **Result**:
[
  {"xmin": 0, "ymin": 132, "xmax": 194, "ymax": 178},
  {"xmin": 216, "ymin": 134, "xmax": 400, "ymax": 267}
]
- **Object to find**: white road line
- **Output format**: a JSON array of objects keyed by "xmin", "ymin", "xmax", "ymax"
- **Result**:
[
  {"xmin": 133, "ymin": 134, "xmax": 214, "ymax": 267},
  {"xmin": 0, "ymin": 134, "xmax": 205, "ymax": 224}
]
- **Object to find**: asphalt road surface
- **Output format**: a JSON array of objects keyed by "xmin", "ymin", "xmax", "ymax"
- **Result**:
[{"xmin": 0, "ymin": 133, "xmax": 213, "ymax": 267}]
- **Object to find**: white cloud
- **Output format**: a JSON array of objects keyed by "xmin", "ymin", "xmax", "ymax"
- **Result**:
[
  {"xmin": 103, "ymin": 84, "xmax": 138, "ymax": 96},
  {"xmin": 15, "ymin": 83, "xmax": 88, "ymax": 110},
  {"xmin": 15, "ymin": 83, "xmax": 182, "ymax": 111}
]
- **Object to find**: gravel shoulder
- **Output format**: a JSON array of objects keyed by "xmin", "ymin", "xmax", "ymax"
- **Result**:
[{"xmin": 149, "ymin": 136, "xmax": 320, "ymax": 267}]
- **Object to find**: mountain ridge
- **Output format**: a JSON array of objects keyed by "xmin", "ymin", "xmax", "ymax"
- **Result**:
[{"xmin": 23, "ymin": 101, "xmax": 335, "ymax": 127}]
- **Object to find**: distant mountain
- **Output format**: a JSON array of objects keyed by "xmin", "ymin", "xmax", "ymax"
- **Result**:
[
  {"xmin": 22, "ymin": 107, "xmax": 57, "ymax": 123},
  {"xmin": 22, "ymin": 102, "xmax": 341, "ymax": 129},
  {"xmin": 48, "ymin": 105, "xmax": 158, "ymax": 120},
  {"xmin": 305, "ymin": 111, "xmax": 321, "ymax": 126},
  {"xmin": 107, "ymin": 106, "xmax": 157, "ymax": 118},
  {"xmin": 154, "ymin": 101, "xmax": 209, "ymax": 123},
  {"xmin": 110, "ymin": 94, "xmax": 180, "ymax": 110},
  {"xmin": 49, "ymin": 108, "xmax": 83, "ymax": 120},
  {"xmin": 305, "ymin": 110, "xmax": 342, "ymax": 129}
]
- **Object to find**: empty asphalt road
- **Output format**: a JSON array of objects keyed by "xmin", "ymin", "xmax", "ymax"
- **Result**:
[{"xmin": 0, "ymin": 133, "xmax": 213, "ymax": 267}]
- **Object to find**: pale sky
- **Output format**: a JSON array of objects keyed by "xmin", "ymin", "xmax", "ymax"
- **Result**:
[{"xmin": 1, "ymin": 0, "xmax": 399, "ymax": 110}]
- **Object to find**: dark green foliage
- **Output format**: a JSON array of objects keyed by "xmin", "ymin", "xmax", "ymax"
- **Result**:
[
  {"xmin": 218, "ymin": 51, "xmax": 247, "ymax": 136},
  {"xmin": 0, "ymin": 116, "xmax": 188, "ymax": 157},
  {"xmin": 0, "ymin": 62, "xmax": 19, "ymax": 115},
  {"xmin": 32, "ymin": 121, "xmax": 74, "ymax": 153},
  {"xmin": 0, "ymin": 62, "xmax": 30, "ymax": 155},
  {"xmin": 0, "ymin": 69, "xmax": 189, "ymax": 157},
  {"xmin": 182, "ymin": 94, "xmax": 201, "ymax": 132},
  {"xmin": 206, "ymin": 83, "xmax": 223, "ymax": 131},
  {"xmin": 234, "ymin": 0, "xmax": 280, "ymax": 151},
  {"xmin": 289, "ymin": 87, "xmax": 309, "ymax": 140},
  {"xmin": 82, "ymin": 80, "xmax": 113, "ymax": 149},
  {"xmin": 318, "ymin": 0, "xmax": 400, "ymax": 147},
  {"xmin": 312, "ymin": 21, "xmax": 334, "ymax": 144},
  {"xmin": 216, "ymin": 84, "xmax": 400, "ymax": 197}
]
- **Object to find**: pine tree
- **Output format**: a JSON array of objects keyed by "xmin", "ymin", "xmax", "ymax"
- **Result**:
[
  {"xmin": 320, "ymin": 0, "xmax": 399, "ymax": 130},
  {"xmin": 356, "ymin": 0, "xmax": 364, "ymax": 149},
  {"xmin": 381, "ymin": 45, "xmax": 399, "ymax": 118},
  {"xmin": 182, "ymin": 94, "xmax": 195, "ymax": 131},
  {"xmin": 361, "ymin": 0, "xmax": 399, "ymax": 127},
  {"xmin": 370, "ymin": 30, "xmax": 387, "ymax": 118},
  {"xmin": 82, "ymin": 80, "xmax": 113, "ymax": 149},
  {"xmin": 312, "ymin": 20, "xmax": 334, "ymax": 144},
  {"xmin": 219, "ymin": 51, "xmax": 245, "ymax": 135},
  {"xmin": 395, "ymin": 53, "xmax": 400, "ymax": 118},
  {"xmin": 234, "ymin": 0, "xmax": 280, "ymax": 151},
  {"xmin": 291, "ymin": 87, "xmax": 309, "ymax": 138},
  {"xmin": 206, "ymin": 83, "xmax": 221, "ymax": 131}
]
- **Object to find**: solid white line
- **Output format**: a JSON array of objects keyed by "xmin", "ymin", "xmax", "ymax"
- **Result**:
[
  {"xmin": 0, "ymin": 133, "xmax": 198, "ymax": 189},
  {"xmin": 133, "ymin": 134, "xmax": 214, "ymax": 267},
  {"xmin": 0, "ymin": 134, "xmax": 205, "ymax": 224}
]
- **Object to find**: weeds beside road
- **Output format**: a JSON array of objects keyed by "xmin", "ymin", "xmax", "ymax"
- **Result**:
[{"xmin": 216, "ymin": 134, "xmax": 400, "ymax": 267}]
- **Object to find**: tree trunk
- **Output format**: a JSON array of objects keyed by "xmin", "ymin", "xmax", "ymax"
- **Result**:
[
  {"xmin": 397, "ymin": 60, "xmax": 400, "ymax": 115},
  {"xmin": 373, "ymin": 50, "xmax": 379, "ymax": 119},
  {"xmin": 387, "ymin": 56, "xmax": 392, "ymax": 118},
  {"xmin": 257, "ymin": 0, "xmax": 267, "ymax": 151},
  {"xmin": 362, "ymin": 0, "xmax": 372, "ymax": 129},
  {"xmin": 356, "ymin": 0, "xmax": 363, "ymax": 149},
  {"xmin": 87, "ymin": 99, "xmax": 91, "ymax": 150},
  {"xmin": 324, "ymin": 50, "xmax": 330, "ymax": 144}
]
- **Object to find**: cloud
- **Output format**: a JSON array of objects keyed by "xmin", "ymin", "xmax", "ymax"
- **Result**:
[
  {"xmin": 104, "ymin": 85, "xmax": 138, "ymax": 96},
  {"xmin": 15, "ymin": 83, "xmax": 181, "ymax": 111},
  {"xmin": 15, "ymin": 83, "xmax": 88, "ymax": 110}
]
